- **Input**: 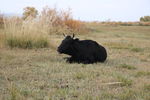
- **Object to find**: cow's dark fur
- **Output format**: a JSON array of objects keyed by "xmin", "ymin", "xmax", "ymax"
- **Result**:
[{"xmin": 57, "ymin": 35, "xmax": 107, "ymax": 64}]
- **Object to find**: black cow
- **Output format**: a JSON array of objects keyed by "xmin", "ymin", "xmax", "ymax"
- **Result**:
[{"xmin": 57, "ymin": 34, "xmax": 107, "ymax": 64}]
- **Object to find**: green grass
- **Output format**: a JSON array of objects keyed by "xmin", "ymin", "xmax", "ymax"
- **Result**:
[
  {"xmin": 116, "ymin": 75, "xmax": 133, "ymax": 87},
  {"xmin": 118, "ymin": 64, "xmax": 136, "ymax": 70},
  {"xmin": 135, "ymin": 71, "xmax": 150, "ymax": 77},
  {"xmin": 0, "ymin": 25, "xmax": 150, "ymax": 100},
  {"xmin": 143, "ymin": 84, "xmax": 150, "ymax": 91},
  {"xmin": 74, "ymin": 72, "xmax": 86, "ymax": 80},
  {"xmin": 131, "ymin": 47, "xmax": 144, "ymax": 52},
  {"xmin": 6, "ymin": 36, "xmax": 49, "ymax": 49},
  {"xmin": 118, "ymin": 89, "xmax": 137, "ymax": 100}
]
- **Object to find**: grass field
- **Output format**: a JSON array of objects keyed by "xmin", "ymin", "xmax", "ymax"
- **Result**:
[{"xmin": 0, "ymin": 25, "xmax": 150, "ymax": 100}]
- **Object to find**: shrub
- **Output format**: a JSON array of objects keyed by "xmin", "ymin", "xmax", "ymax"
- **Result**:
[
  {"xmin": 140, "ymin": 16, "xmax": 150, "ymax": 22},
  {"xmin": 40, "ymin": 6, "xmax": 88, "ymax": 34},
  {"xmin": 22, "ymin": 7, "xmax": 38, "ymax": 20},
  {"xmin": 64, "ymin": 19, "xmax": 88, "ymax": 34}
]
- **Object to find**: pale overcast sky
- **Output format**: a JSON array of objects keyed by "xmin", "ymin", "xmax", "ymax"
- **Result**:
[{"xmin": 0, "ymin": 0, "xmax": 150, "ymax": 21}]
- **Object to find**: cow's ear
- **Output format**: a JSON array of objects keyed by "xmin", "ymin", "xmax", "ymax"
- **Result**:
[{"xmin": 74, "ymin": 38, "xmax": 79, "ymax": 41}]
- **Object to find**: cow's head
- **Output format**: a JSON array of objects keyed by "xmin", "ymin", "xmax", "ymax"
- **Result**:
[{"xmin": 57, "ymin": 34, "xmax": 77, "ymax": 55}]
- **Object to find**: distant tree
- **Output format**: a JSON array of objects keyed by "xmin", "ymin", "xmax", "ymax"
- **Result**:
[
  {"xmin": 22, "ymin": 7, "xmax": 38, "ymax": 20},
  {"xmin": 140, "ymin": 16, "xmax": 150, "ymax": 22}
]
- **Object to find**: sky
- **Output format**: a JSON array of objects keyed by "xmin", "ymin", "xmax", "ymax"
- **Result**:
[{"xmin": 0, "ymin": 0, "xmax": 150, "ymax": 21}]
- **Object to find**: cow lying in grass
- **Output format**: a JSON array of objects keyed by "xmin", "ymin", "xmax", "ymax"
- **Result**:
[{"xmin": 57, "ymin": 34, "xmax": 107, "ymax": 64}]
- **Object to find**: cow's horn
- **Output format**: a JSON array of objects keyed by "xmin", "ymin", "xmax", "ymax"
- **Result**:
[
  {"xmin": 63, "ymin": 33, "xmax": 66, "ymax": 37},
  {"xmin": 72, "ymin": 33, "xmax": 75, "ymax": 38}
]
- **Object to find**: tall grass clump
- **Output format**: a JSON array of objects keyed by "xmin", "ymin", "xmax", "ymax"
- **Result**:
[
  {"xmin": 3, "ymin": 6, "xmax": 88, "ymax": 48},
  {"xmin": 4, "ymin": 16, "xmax": 49, "ymax": 48}
]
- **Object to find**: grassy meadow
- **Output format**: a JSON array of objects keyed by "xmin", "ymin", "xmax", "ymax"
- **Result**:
[
  {"xmin": 0, "ymin": 24, "xmax": 150, "ymax": 100},
  {"xmin": 0, "ymin": 8, "xmax": 150, "ymax": 99}
]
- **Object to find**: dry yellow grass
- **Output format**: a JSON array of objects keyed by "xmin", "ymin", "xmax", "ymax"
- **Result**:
[
  {"xmin": 1, "ymin": 7, "xmax": 88, "ymax": 49},
  {"xmin": 3, "ymin": 16, "xmax": 49, "ymax": 48},
  {"xmin": 0, "ymin": 25, "xmax": 150, "ymax": 100}
]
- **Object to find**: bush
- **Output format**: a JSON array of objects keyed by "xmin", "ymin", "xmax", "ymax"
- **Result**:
[
  {"xmin": 64, "ymin": 19, "xmax": 88, "ymax": 34},
  {"xmin": 22, "ymin": 7, "xmax": 38, "ymax": 20},
  {"xmin": 40, "ymin": 6, "xmax": 88, "ymax": 34},
  {"xmin": 140, "ymin": 16, "xmax": 150, "ymax": 22}
]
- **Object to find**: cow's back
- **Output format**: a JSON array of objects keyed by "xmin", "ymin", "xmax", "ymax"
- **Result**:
[
  {"xmin": 74, "ymin": 40, "xmax": 107, "ymax": 62},
  {"xmin": 85, "ymin": 40, "xmax": 107, "ymax": 62}
]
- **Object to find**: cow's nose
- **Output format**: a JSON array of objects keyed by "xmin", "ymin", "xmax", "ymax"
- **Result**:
[
  {"xmin": 57, "ymin": 47, "xmax": 59, "ymax": 52},
  {"xmin": 57, "ymin": 47, "xmax": 61, "ymax": 52}
]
